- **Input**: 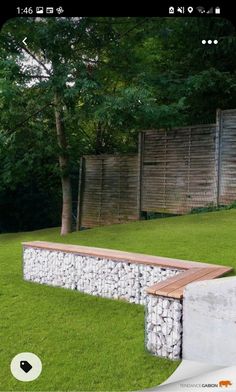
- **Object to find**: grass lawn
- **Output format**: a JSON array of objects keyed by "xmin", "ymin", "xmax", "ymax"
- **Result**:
[{"xmin": 0, "ymin": 209, "xmax": 236, "ymax": 391}]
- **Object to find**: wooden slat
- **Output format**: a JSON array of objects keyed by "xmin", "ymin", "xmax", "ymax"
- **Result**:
[
  {"xmin": 155, "ymin": 268, "xmax": 216, "ymax": 297},
  {"xmin": 146, "ymin": 269, "xmax": 197, "ymax": 294},
  {"xmin": 148, "ymin": 266, "xmax": 233, "ymax": 299},
  {"xmin": 23, "ymin": 241, "xmax": 233, "ymax": 300},
  {"xmin": 79, "ymin": 154, "xmax": 140, "ymax": 228},
  {"xmin": 169, "ymin": 267, "xmax": 232, "ymax": 298},
  {"xmin": 79, "ymin": 109, "xmax": 236, "ymax": 227},
  {"xmin": 23, "ymin": 241, "xmax": 233, "ymax": 276},
  {"xmin": 148, "ymin": 268, "xmax": 214, "ymax": 296},
  {"xmin": 219, "ymin": 109, "xmax": 236, "ymax": 205},
  {"xmin": 141, "ymin": 125, "xmax": 218, "ymax": 213}
]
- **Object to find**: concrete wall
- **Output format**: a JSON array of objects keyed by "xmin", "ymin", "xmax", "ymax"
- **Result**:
[{"xmin": 183, "ymin": 276, "xmax": 236, "ymax": 366}]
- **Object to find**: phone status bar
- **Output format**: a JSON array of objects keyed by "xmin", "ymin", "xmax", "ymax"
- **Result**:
[
  {"xmin": 16, "ymin": 6, "xmax": 64, "ymax": 16},
  {"xmin": 168, "ymin": 5, "xmax": 221, "ymax": 16},
  {"xmin": 12, "ymin": 4, "xmax": 228, "ymax": 19}
]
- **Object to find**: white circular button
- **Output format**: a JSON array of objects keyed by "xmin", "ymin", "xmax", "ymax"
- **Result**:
[{"xmin": 10, "ymin": 352, "xmax": 42, "ymax": 382}]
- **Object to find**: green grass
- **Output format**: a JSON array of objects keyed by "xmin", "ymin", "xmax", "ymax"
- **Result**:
[{"xmin": 1, "ymin": 209, "xmax": 236, "ymax": 391}]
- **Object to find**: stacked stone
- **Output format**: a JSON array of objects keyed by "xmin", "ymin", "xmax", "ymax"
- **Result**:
[
  {"xmin": 23, "ymin": 248, "xmax": 75, "ymax": 289},
  {"xmin": 145, "ymin": 295, "xmax": 183, "ymax": 360},
  {"xmin": 74, "ymin": 256, "xmax": 141, "ymax": 302},
  {"xmin": 139, "ymin": 266, "xmax": 180, "ymax": 305},
  {"xmin": 23, "ymin": 247, "xmax": 181, "ymax": 305},
  {"xmin": 23, "ymin": 246, "xmax": 184, "ymax": 360}
]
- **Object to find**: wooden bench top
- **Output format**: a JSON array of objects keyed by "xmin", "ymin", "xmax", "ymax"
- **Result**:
[
  {"xmin": 23, "ymin": 241, "xmax": 227, "ymax": 271},
  {"xmin": 23, "ymin": 241, "xmax": 233, "ymax": 299},
  {"xmin": 147, "ymin": 266, "xmax": 233, "ymax": 299}
]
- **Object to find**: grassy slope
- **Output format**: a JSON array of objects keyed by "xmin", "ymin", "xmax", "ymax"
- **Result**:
[{"xmin": 0, "ymin": 209, "xmax": 236, "ymax": 391}]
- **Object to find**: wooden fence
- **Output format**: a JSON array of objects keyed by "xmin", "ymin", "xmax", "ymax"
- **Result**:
[
  {"xmin": 140, "ymin": 124, "xmax": 218, "ymax": 214},
  {"xmin": 77, "ymin": 108, "xmax": 236, "ymax": 228},
  {"xmin": 76, "ymin": 154, "xmax": 140, "ymax": 228},
  {"xmin": 218, "ymin": 109, "xmax": 236, "ymax": 205}
]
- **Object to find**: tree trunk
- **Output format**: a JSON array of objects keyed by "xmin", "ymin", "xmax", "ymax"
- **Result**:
[
  {"xmin": 95, "ymin": 121, "xmax": 103, "ymax": 154},
  {"xmin": 54, "ymin": 90, "xmax": 73, "ymax": 235}
]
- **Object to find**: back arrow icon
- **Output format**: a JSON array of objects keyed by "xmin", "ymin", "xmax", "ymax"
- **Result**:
[{"xmin": 22, "ymin": 37, "xmax": 27, "ymax": 46}]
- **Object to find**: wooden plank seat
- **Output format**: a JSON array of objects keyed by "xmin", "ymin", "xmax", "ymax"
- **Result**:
[
  {"xmin": 23, "ymin": 241, "xmax": 233, "ymax": 300},
  {"xmin": 22, "ymin": 241, "xmax": 229, "ymax": 270},
  {"xmin": 147, "ymin": 266, "xmax": 232, "ymax": 299}
]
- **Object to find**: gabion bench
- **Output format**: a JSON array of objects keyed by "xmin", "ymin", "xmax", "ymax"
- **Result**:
[{"xmin": 22, "ymin": 241, "xmax": 232, "ymax": 360}]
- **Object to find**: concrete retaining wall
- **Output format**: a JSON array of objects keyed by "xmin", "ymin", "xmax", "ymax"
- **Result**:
[{"xmin": 183, "ymin": 276, "xmax": 236, "ymax": 366}]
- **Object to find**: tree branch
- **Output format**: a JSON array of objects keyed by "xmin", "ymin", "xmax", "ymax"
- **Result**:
[
  {"xmin": 24, "ymin": 74, "xmax": 50, "ymax": 79},
  {"xmin": 8, "ymin": 102, "xmax": 53, "ymax": 132},
  {"xmin": 118, "ymin": 17, "xmax": 150, "ymax": 38},
  {"xmin": 16, "ymin": 40, "xmax": 52, "ymax": 77}
]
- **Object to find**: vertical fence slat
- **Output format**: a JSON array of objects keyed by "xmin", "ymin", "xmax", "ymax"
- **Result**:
[
  {"xmin": 76, "ymin": 157, "xmax": 85, "ymax": 231},
  {"xmin": 138, "ymin": 132, "xmax": 144, "ymax": 217},
  {"xmin": 140, "ymin": 125, "xmax": 217, "ymax": 214},
  {"xmin": 219, "ymin": 109, "xmax": 236, "ymax": 205},
  {"xmin": 79, "ymin": 154, "xmax": 140, "ymax": 228},
  {"xmin": 215, "ymin": 109, "xmax": 222, "ymax": 206}
]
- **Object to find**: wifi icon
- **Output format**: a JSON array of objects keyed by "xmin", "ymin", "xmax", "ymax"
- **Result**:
[{"xmin": 197, "ymin": 6, "xmax": 205, "ymax": 13}]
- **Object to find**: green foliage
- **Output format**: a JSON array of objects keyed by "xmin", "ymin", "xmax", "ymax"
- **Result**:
[
  {"xmin": 1, "ymin": 208, "xmax": 236, "ymax": 388},
  {"xmin": 0, "ymin": 226, "xmax": 180, "ymax": 391},
  {"xmin": 191, "ymin": 200, "xmax": 236, "ymax": 215},
  {"xmin": 0, "ymin": 17, "xmax": 236, "ymax": 231}
]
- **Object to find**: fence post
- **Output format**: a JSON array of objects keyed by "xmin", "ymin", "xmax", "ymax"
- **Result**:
[
  {"xmin": 76, "ymin": 157, "xmax": 85, "ymax": 231},
  {"xmin": 138, "ymin": 132, "xmax": 144, "ymax": 218},
  {"xmin": 216, "ymin": 109, "xmax": 223, "ymax": 206}
]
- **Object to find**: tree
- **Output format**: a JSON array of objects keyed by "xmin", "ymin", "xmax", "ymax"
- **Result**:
[
  {"xmin": 0, "ymin": 17, "xmax": 118, "ymax": 234},
  {"xmin": 1, "ymin": 17, "xmax": 235, "ymax": 234}
]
